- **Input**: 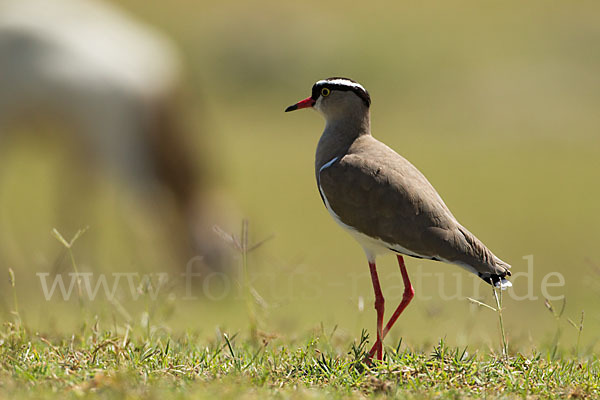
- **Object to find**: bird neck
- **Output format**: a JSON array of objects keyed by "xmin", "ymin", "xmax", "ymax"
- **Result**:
[{"xmin": 315, "ymin": 111, "xmax": 371, "ymax": 171}]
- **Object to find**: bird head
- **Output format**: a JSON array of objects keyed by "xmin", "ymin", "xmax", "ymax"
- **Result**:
[{"xmin": 285, "ymin": 77, "xmax": 371, "ymax": 120}]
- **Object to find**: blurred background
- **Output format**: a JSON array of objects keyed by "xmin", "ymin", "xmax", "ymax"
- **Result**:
[{"xmin": 0, "ymin": 0, "xmax": 599, "ymax": 353}]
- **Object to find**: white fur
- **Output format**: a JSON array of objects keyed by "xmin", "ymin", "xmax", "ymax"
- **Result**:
[{"xmin": 0, "ymin": 0, "xmax": 181, "ymax": 184}]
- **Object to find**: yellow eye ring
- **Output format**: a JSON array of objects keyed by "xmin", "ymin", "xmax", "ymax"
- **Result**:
[{"xmin": 321, "ymin": 87, "xmax": 331, "ymax": 97}]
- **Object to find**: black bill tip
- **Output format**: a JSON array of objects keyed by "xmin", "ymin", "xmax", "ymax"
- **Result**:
[{"xmin": 284, "ymin": 104, "xmax": 298, "ymax": 112}]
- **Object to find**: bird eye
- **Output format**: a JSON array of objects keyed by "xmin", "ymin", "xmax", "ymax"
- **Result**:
[{"xmin": 321, "ymin": 88, "xmax": 331, "ymax": 97}]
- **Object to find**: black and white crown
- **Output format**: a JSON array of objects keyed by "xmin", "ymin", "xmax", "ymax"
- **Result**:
[{"xmin": 311, "ymin": 77, "xmax": 371, "ymax": 107}]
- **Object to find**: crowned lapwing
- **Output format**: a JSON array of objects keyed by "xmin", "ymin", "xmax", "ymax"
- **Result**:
[{"xmin": 285, "ymin": 77, "xmax": 512, "ymax": 361}]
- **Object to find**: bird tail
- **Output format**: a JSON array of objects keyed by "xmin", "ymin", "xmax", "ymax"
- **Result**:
[{"xmin": 479, "ymin": 256, "xmax": 512, "ymax": 289}]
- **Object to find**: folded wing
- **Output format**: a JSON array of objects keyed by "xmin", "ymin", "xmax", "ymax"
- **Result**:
[{"xmin": 318, "ymin": 136, "xmax": 511, "ymax": 280}]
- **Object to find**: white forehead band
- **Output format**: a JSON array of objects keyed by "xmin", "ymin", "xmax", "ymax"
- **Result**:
[{"xmin": 315, "ymin": 79, "xmax": 366, "ymax": 92}]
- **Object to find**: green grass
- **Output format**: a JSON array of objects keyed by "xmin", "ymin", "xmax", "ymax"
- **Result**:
[
  {"xmin": 1, "ymin": 320, "xmax": 598, "ymax": 399},
  {"xmin": 1, "ymin": 233, "xmax": 594, "ymax": 399}
]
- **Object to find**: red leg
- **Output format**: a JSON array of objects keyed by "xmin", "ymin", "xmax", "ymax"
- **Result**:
[
  {"xmin": 368, "ymin": 261, "xmax": 385, "ymax": 361},
  {"xmin": 368, "ymin": 255, "xmax": 414, "ymax": 358}
]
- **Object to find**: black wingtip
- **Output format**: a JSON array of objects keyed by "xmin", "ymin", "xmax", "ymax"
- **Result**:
[
  {"xmin": 478, "ymin": 273, "xmax": 512, "ymax": 289},
  {"xmin": 284, "ymin": 104, "xmax": 297, "ymax": 112}
]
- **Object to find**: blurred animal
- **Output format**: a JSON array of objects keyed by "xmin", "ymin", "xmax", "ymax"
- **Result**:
[{"xmin": 0, "ymin": 0, "xmax": 229, "ymax": 271}]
